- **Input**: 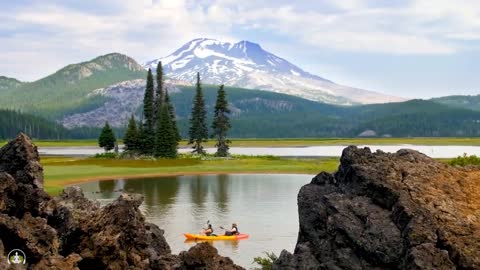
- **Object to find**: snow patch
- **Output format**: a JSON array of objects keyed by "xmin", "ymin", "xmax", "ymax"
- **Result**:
[{"xmin": 290, "ymin": 69, "xmax": 300, "ymax": 76}]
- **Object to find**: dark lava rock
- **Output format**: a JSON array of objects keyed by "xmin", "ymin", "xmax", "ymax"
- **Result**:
[
  {"xmin": 0, "ymin": 134, "xmax": 243, "ymax": 269},
  {"xmin": 274, "ymin": 145, "xmax": 479, "ymax": 270},
  {"xmin": 0, "ymin": 133, "xmax": 43, "ymax": 189}
]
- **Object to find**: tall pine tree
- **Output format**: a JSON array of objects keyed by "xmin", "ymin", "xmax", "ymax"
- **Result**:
[
  {"xmin": 165, "ymin": 89, "xmax": 181, "ymax": 142},
  {"xmin": 142, "ymin": 69, "xmax": 155, "ymax": 154},
  {"xmin": 211, "ymin": 85, "xmax": 231, "ymax": 157},
  {"xmin": 188, "ymin": 73, "xmax": 208, "ymax": 154},
  {"xmin": 154, "ymin": 104, "xmax": 178, "ymax": 158},
  {"xmin": 155, "ymin": 61, "xmax": 165, "ymax": 126},
  {"xmin": 98, "ymin": 121, "xmax": 116, "ymax": 152},
  {"xmin": 124, "ymin": 114, "xmax": 139, "ymax": 152}
]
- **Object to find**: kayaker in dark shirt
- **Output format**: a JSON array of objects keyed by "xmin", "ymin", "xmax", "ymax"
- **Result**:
[
  {"xmin": 201, "ymin": 224, "xmax": 213, "ymax": 236},
  {"xmin": 224, "ymin": 223, "xmax": 239, "ymax": 236}
]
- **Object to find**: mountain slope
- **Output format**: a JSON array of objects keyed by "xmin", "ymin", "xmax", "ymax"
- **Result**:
[
  {"xmin": 61, "ymin": 81, "xmax": 480, "ymax": 138},
  {"xmin": 0, "ymin": 76, "xmax": 23, "ymax": 90},
  {"xmin": 0, "ymin": 53, "xmax": 146, "ymax": 118},
  {"xmin": 431, "ymin": 95, "xmax": 480, "ymax": 111},
  {"xmin": 145, "ymin": 38, "xmax": 405, "ymax": 105}
]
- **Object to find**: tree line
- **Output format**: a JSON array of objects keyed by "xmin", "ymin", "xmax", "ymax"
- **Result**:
[
  {"xmin": 0, "ymin": 109, "xmax": 70, "ymax": 140},
  {"xmin": 98, "ymin": 63, "xmax": 232, "ymax": 157}
]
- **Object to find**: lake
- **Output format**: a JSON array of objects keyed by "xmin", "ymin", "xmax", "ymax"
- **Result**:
[
  {"xmin": 77, "ymin": 174, "xmax": 311, "ymax": 268},
  {"xmin": 40, "ymin": 145, "xmax": 480, "ymax": 158}
]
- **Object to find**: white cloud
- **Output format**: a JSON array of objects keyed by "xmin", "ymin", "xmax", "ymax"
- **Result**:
[{"xmin": 1, "ymin": 0, "xmax": 479, "ymax": 80}]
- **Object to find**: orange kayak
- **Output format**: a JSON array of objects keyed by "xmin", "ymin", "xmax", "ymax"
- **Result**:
[{"xmin": 183, "ymin": 233, "xmax": 249, "ymax": 240}]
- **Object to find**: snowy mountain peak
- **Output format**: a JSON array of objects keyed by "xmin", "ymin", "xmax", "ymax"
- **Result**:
[
  {"xmin": 144, "ymin": 38, "xmax": 405, "ymax": 105},
  {"xmin": 145, "ymin": 38, "xmax": 325, "ymax": 79}
]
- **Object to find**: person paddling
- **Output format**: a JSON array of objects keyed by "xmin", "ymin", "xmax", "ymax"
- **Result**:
[
  {"xmin": 224, "ymin": 223, "xmax": 239, "ymax": 236},
  {"xmin": 201, "ymin": 224, "xmax": 214, "ymax": 236}
]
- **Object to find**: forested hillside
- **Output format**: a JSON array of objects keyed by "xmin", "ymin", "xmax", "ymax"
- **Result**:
[
  {"xmin": 0, "ymin": 53, "xmax": 145, "ymax": 119},
  {"xmin": 431, "ymin": 95, "xmax": 480, "ymax": 111},
  {"xmin": 0, "ymin": 109, "xmax": 70, "ymax": 139}
]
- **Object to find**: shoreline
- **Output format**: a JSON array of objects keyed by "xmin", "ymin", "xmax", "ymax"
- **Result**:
[{"xmin": 62, "ymin": 170, "xmax": 316, "ymax": 187}]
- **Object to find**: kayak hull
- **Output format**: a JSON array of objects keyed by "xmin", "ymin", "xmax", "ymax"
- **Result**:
[{"xmin": 184, "ymin": 233, "xmax": 249, "ymax": 240}]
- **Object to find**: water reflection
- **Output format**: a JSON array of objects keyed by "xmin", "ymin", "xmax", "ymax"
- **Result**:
[
  {"xmin": 215, "ymin": 174, "xmax": 229, "ymax": 211},
  {"xmin": 98, "ymin": 180, "xmax": 115, "ymax": 197},
  {"xmin": 79, "ymin": 174, "xmax": 311, "ymax": 268}
]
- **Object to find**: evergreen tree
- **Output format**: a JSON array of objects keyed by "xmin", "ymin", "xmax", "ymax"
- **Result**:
[
  {"xmin": 154, "ymin": 62, "xmax": 165, "ymax": 126},
  {"xmin": 211, "ymin": 85, "xmax": 231, "ymax": 157},
  {"xmin": 137, "ymin": 121, "xmax": 146, "ymax": 152},
  {"xmin": 142, "ymin": 69, "xmax": 155, "ymax": 154},
  {"xmin": 124, "ymin": 114, "xmax": 139, "ymax": 152},
  {"xmin": 98, "ymin": 121, "xmax": 116, "ymax": 152},
  {"xmin": 165, "ymin": 89, "xmax": 181, "ymax": 142},
  {"xmin": 154, "ymin": 105, "xmax": 178, "ymax": 158},
  {"xmin": 188, "ymin": 73, "xmax": 208, "ymax": 154}
]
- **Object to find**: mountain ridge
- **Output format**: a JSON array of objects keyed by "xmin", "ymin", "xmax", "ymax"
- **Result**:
[
  {"xmin": 0, "ymin": 53, "xmax": 146, "ymax": 118},
  {"xmin": 431, "ymin": 94, "xmax": 480, "ymax": 111},
  {"xmin": 0, "ymin": 76, "xmax": 24, "ymax": 90}
]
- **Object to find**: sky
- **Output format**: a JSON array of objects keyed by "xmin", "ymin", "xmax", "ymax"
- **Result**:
[{"xmin": 1, "ymin": 0, "xmax": 479, "ymax": 99}]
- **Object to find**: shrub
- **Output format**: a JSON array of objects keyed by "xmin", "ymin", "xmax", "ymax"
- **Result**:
[
  {"xmin": 449, "ymin": 153, "xmax": 480, "ymax": 167},
  {"xmin": 252, "ymin": 252, "xmax": 278, "ymax": 270}
]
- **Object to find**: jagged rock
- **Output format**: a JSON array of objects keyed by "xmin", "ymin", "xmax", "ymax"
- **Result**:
[
  {"xmin": 0, "ymin": 133, "xmax": 43, "ymax": 188},
  {"xmin": 178, "ymin": 242, "xmax": 244, "ymax": 270},
  {"xmin": 0, "ymin": 213, "xmax": 60, "ymax": 265},
  {"xmin": 32, "ymin": 253, "xmax": 82, "ymax": 270},
  {"xmin": 0, "ymin": 239, "xmax": 9, "ymax": 269},
  {"xmin": 0, "ymin": 172, "xmax": 16, "ymax": 213},
  {"xmin": 275, "ymin": 146, "xmax": 480, "ymax": 269},
  {"xmin": 0, "ymin": 134, "xmax": 242, "ymax": 269},
  {"xmin": 71, "ymin": 193, "xmax": 171, "ymax": 269},
  {"xmin": 0, "ymin": 133, "xmax": 49, "ymax": 218}
]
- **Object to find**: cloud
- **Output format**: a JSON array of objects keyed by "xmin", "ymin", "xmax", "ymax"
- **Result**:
[{"xmin": 0, "ymin": 0, "xmax": 479, "ymax": 80}]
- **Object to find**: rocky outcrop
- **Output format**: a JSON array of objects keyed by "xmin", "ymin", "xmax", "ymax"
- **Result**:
[
  {"xmin": 0, "ymin": 133, "xmax": 243, "ymax": 269},
  {"xmin": 61, "ymin": 79, "xmax": 180, "ymax": 128},
  {"xmin": 275, "ymin": 146, "xmax": 480, "ymax": 270}
]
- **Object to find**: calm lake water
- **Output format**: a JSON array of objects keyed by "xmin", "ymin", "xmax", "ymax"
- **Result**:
[
  {"xmin": 40, "ymin": 145, "xmax": 480, "ymax": 158},
  {"xmin": 77, "ymin": 174, "xmax": 311, "ymax": 268}
]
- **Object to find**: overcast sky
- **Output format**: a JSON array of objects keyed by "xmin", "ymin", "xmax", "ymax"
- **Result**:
[{"xmin": 1, "ymin": 0, "xmax": 479, "ymax": 98}]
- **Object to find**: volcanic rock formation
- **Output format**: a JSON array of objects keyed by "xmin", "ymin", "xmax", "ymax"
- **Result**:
[
  {"xmin": 274, "ymin": 146, "xmax": 480, "ymax": 269},
  {"xmin": 0, "ymin": 133, "xmax": 243, "ymax": 270}
]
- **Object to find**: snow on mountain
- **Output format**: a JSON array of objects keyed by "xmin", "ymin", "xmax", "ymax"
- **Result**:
[{"xmin": 144, "ymin": 38, "xmax": 405, "ymax": 105}]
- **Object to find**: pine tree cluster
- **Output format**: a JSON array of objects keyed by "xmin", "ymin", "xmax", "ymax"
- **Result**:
[
  {"xmin": 111, "ymin": 64, "xmax": 232, "ymax": 158},
  {"xmin": 123, "ymin": 62, "xmax": 180, "ymax": 158},
  {"xmin": 187, "ymin": 73, "xmax": 231, "ymax": 156}
]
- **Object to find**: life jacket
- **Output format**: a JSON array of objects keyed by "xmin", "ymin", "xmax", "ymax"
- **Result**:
[{"xmin": 232, "ymin": 226, "xmax": 239, "ymax": 234}]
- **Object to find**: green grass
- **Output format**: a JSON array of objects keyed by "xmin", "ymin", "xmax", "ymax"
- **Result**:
[
  {"xmin": 4, "ymin": 137, "xmax": 480, "ymax": 148},
  {"xmin": 42, "ymin": 156, "xmax": 339, "ymax": 194}
]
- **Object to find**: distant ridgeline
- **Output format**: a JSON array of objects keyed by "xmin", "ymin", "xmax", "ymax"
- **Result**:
[{"xmin": 3, "ymin": 95, "xmax": 480, "ymax": 139}]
